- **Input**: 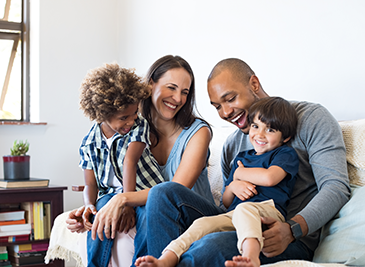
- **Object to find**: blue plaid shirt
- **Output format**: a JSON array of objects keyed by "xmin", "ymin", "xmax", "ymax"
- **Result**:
[{"xmin": 79, "ymin": 115, "xmax": 165, "ymax": 197}]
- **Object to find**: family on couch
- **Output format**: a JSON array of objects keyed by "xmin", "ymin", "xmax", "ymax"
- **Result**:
[{"xmin": 65, "ymin": 55, "xmax": 351, "ymax": 267}]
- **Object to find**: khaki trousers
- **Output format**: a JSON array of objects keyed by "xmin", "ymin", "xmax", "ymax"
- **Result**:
[{"xmin": 163, "ymin": 199, "xmax": 284, "ymax": 259}]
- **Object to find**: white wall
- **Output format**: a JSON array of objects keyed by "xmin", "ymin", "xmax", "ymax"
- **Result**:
[
  {"xmin": 1, "ymin": 0, "xmax": 121, "ymax": 212},
  {"xmin": 1, "ymin": 0, "xmax": 365, "ymax": 213},
  {"xmin": 119, "ymin": 0, "xmax": 365, "ymax": 127}
]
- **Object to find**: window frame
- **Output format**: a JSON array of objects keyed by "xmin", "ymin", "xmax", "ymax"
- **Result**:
[{"xmin": 0, "ymin": 0, "xmax": 30, "ymax": 122}]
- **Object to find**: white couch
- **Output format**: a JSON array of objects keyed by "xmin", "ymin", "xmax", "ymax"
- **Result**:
[{"xmin": 45, "ymin": 119, "xmax": 365, "ymax": 267}]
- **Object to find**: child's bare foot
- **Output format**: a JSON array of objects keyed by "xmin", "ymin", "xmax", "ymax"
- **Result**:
[
  {"xmin": 135, "ymin": 256, "xmax": 160, "ymax": 267},
  {"xmin": 135, "ymin": 254, "xmax": 176, "ymax": 267},
  {"xmin": 225, "ymin": 255, "xmax": 260, "ymax": 267}
]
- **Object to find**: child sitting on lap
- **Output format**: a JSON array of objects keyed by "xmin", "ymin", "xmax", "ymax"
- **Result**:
[
  {"xmin": 135, "ymin": 96, "xmax": 299, "ymax": 267},
  {"xmin": 79, "ymin": 63, "xmax": 164, "ymax": 267}
]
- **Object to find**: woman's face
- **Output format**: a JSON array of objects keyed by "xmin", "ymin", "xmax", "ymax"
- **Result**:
[{"xmin": 150, "ymin": 68, "xmax": 192, "ymax": 122}]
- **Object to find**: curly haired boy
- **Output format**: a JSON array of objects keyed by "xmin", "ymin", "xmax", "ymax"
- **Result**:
[{"xmin": 78, "ymin": 63, "xmax": 164, "ymax": 267}]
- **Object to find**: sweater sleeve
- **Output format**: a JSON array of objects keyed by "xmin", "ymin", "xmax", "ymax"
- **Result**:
[{"xmin": 296, "ymin": 105, "xmax": 351, "ymax": 234}]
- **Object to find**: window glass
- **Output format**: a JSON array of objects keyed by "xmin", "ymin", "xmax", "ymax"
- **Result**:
[{"xmin": 0, "ymin": 0, "xmax": 24, "ymax": 120}]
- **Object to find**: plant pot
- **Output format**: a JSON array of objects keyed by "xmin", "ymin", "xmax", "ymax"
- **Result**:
[{"xmin": 3, "ymin": 155, "xmax": 30, "ymax": 180}]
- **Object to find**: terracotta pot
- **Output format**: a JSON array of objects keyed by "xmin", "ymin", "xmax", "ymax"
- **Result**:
[{"xmin": 3, "ymin": 155, "xmax": 30, "ymax": 180}]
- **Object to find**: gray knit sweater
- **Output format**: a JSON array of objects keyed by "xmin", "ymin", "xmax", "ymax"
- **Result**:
[{"xmin": 221, "ymin": 101, "xmax": 351, "ymax": 252}]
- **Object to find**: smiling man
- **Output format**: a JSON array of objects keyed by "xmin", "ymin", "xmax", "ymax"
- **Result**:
[
  {"xmin": 141, "ymin": 58, "xmax": 351, "ymax": 267},
  {"xmin": 203, "ymin": 58, "xmax": 351, "ymax": 265}
]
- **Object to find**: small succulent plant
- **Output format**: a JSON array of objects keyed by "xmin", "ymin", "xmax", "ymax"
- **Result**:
[{"xmin": 10, "ymin": 140, "xmax": 30, "ymax": 156}]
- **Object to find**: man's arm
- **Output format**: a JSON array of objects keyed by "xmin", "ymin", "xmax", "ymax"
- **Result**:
[
  {"xmin": 295, "ymin": 105, "xmax": 350, "ymax": 234},
  {"xmin": 262, "ymin": 103, "xmax": 351, "ymax": 257}
]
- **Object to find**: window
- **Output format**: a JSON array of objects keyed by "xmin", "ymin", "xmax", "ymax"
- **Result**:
[{"xmin": 0, "ymin": 0, "xmax": 29, "ymax": 121}]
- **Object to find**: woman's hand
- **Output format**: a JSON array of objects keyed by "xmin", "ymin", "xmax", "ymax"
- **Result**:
[
  {"xmin": 66, "ymin": 206, "xmax": 87, "ymax": 233},
  {"xmin": 91, "ymin": 194, "xmax": 126, "ymax": 241},
  {"xmin": 230, "ymin": 180, "xmax": 257, "ymax": 201},
  {"xmin": 118, "ymin": 206, "xmax": 136, "ymax": 233}
]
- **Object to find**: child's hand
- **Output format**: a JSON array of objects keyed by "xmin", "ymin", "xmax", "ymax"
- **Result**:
[
  {"xmin": 66, "ymin": 206, "xmax": 86, "ymax": 233},
  {"xmin": 118, "ymin": 206, "xmax": 136, "ymax": 233},
  {"xmin": 83, "ymin": 204, "xmax": 97, "ymax": 231},
  {"xmin": 233, "ymin": 160, "xmax": 246, "ymax": 181},
  {"xmin": 230, "ymin": 180, "xmax": 257, "ymax": 201}
]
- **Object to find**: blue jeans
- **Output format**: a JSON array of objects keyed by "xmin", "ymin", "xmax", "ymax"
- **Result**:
[
  {"xmin": 133, "ymin": 182, "xmax": 314, "ymax": 266},
  {"xmin": 131, "ymin": 205, "xmax": 147, "ymax": 265},
  {"xmin": 132, "ymin": 182, "xmax": 224, "ymax": 266},
  {"xmin": 177, "ymin": 231, "xmax": 314, "ymax": 266},
  {"xmin": 87, "ymin": 193, "xmax": 115, "ymax": 267}
]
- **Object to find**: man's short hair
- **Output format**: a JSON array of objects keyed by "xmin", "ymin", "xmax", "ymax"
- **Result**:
[{"xmin": 208, "ymin": 58, "xmax": 255, "ymax": 85}]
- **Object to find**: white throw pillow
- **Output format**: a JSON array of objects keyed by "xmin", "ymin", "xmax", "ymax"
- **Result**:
[{"xmin": 313, "ymin": 184, "xmax": 365, "ymax": 265}]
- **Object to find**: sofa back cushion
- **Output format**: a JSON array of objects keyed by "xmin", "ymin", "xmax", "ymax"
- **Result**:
[
  {"xmin": 313, "ymin": 119, "xmax": 365, "ymax": 265},
  {"xmin": 339, "ymin": 119, "xmax": 365, "ymax": 186}
]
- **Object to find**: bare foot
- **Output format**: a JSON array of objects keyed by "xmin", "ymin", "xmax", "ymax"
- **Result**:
[
  {"xmin": 135, "ymin": 256, "xmax": 159, "ymax": 267},
  {"xmin": 225, "ymin": 255, "xmax": 260, "ymax": 267},
  {"xmin": 135, "ymin": 255, "xmax": 174, "ymax": 267}
]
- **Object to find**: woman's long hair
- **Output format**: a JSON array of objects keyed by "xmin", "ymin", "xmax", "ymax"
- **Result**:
[{"xmin": 141, "ymin": 55, "xmax": 199, "ymax": 146}]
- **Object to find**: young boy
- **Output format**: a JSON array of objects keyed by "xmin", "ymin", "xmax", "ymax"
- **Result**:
[
  {"xmin": 78, "ymin": 63, "xmax": 165, "ymax": 267},
  {"xmin": 135, "ymin": 96, "xmax": 299, "ymax": 267}
]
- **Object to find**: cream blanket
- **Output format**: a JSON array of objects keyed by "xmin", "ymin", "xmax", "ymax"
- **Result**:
[{"xmin": 44, "ymin": 211, "xmax": 84, "ymax": 267}]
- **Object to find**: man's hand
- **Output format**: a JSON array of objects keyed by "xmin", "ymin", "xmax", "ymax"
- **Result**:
[{"xmin": 261, "ymin": 217, "xmax": 294, "ymax": 257}]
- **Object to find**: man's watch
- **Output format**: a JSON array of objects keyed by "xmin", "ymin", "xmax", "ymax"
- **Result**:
[{"xmin": 286, "ymin": 220, "xmax": 303, "ymax": 241}]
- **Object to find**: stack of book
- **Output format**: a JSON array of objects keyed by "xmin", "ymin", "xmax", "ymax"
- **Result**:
[
  {"xmin": 0, "ymin": 211, "xmax": 30, "ymax": 243},
  {"xmin": 0, "ymin": 178, "xmax": 49, "ymax": 189},
  {"xmin": 0, "ymin": 246, "xmax": 11, "ymax": 267},
  {"xmin": 0, "ymin": 201, "xmax": 51, "ymax": 243},
  {"xmin": 21, "ymin": 202, "xmax": 51, "ymax": 240},
  {"xmin": 8, "ymin": 243, "xmax": 48, "ymax": 266}
]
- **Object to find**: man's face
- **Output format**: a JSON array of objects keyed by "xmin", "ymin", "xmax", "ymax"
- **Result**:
[{"xmin": 208, "ymin": 70, "xmax": 260, "ymax": 134}]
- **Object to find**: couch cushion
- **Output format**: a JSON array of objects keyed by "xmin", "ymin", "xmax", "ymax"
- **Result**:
[
  {"xmin": 313, "ymin": 184, "xmax": 365, "ymax": 265},
  {"xmin": 208, "ymin": 126, "xmax": 236, "ymax": 206},
  {"xmin": 339, "ymin": 119, "xmax": 365, "ymax": 186}
]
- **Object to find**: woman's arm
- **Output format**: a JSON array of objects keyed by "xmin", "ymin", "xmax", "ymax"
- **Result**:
[{"xmin": 170, "ymin": 126, "xmax": 211, "ymax": 188}]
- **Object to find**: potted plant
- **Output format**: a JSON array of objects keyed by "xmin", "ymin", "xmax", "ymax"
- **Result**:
[{"xmin": 3, "ymin": 140, "xmax": 30, "ymax": 180}]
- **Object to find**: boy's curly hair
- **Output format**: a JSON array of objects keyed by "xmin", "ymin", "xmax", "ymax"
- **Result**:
[{"xmin": 80, "ymin": 63, "xmax": 150, "ymax": 123}]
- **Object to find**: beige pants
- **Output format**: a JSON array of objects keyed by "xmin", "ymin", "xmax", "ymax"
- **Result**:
[{"xmin": 163, "ymin": 199, "xmax": 285, "ymax": 259}]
